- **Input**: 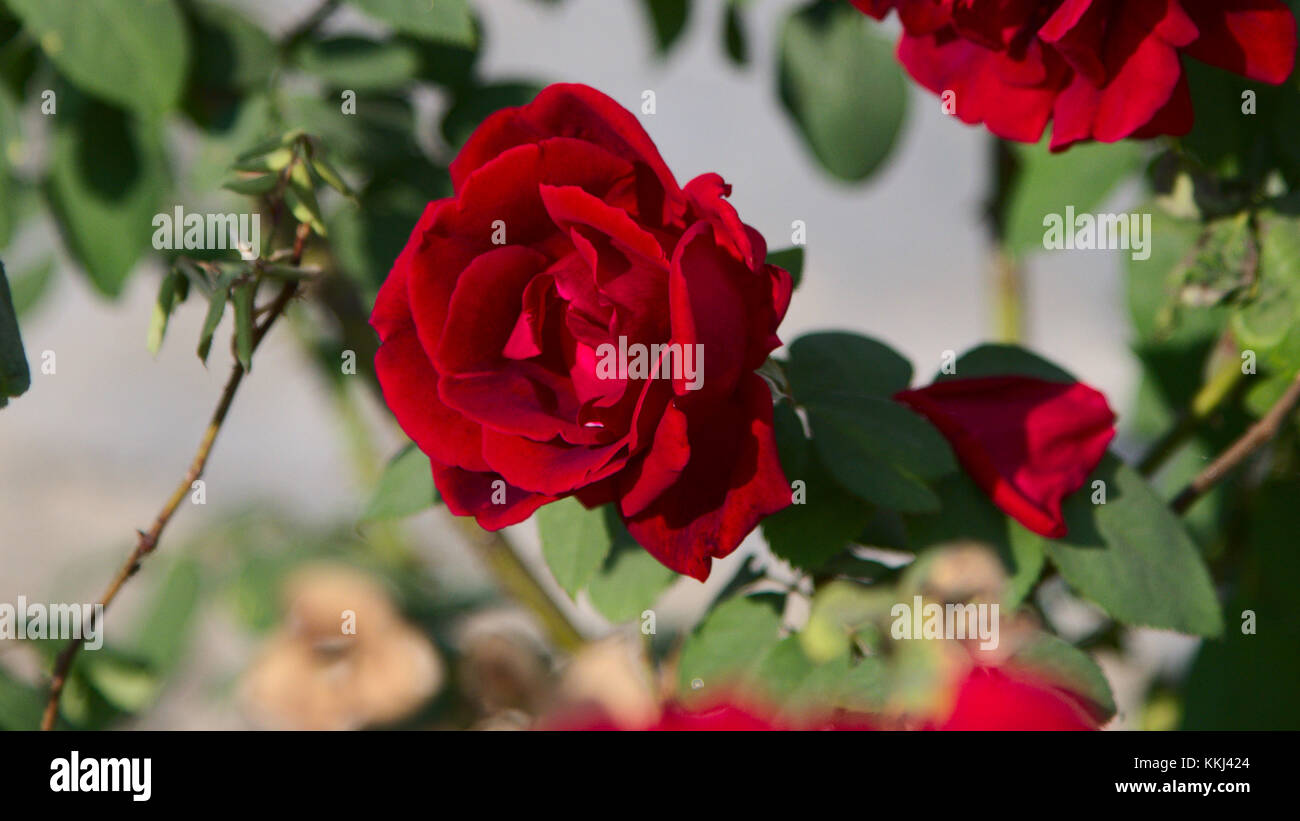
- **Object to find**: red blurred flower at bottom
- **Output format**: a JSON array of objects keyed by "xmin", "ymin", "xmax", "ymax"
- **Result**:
[
  {"xmin": 930, "ymin": 667, "xmax": 1098, "ymax": 731},
  {"xmin": 548, "ymin": 668, "xmax": 1097, "ymax": 730},
  {"xmin": 894, "ymin": 376, "xmax": 1116, "ymax": 539}
]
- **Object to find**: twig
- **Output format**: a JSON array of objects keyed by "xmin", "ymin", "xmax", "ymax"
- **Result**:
[
  {"xmin": 1171, "ymin": 372, "xmax": 1300, "ymax": 514},
  {"xmin": 1138, "ymin": 354, "xmax": 1247, "ymax": 476},
  {"xmin": 41, "ymin": 231, "xmax": 307, "ymax": 730}
]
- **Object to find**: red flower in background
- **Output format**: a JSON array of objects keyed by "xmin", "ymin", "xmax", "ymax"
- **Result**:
[
  {"xmin": 895, "ymin": 375, "xmax": 1116, "ymax": 538},
  {"xmin": 930, "ymin": 667, "xmax": 1098, "ymax": 730},
  {"xmin": 370, "ymin": 83, "xmax": 793, "ymax": 581},
  {"xmin": 551, "ymin": 668, "xmax": 1098, "ymax": 730},
  {"xmin": 854, "ymin": 0, "xmax": 1297, "ymax": 149}
]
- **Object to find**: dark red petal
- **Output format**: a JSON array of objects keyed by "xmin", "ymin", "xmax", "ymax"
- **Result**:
[
  {"xmin": 432, "ymin": 461, "xmax": 556, "ymax": 530},
  {"xmin": 894, "ymin": 376, "xmax": 1116, "ymax": 538},
  {"xmin": 668, "ymin": 222, "xmax": 749, "ymax": 400},
  {"xmin": 1182, "ymin": 0, "xmax": 1297, "ymax": 84},
  {"xmin": 623, "ymin": 374, "xmax": 791, "ymax": 581},
  {"xmin": 933, "ymin": 667, "xmax": 1097, "ymax": 730}
]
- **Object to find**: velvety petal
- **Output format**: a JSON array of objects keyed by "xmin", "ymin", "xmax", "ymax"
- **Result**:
[
  {"xmin": 1182, "ymin": 0, "xmax": 1297, "ymax": 84},
  {"xmin": 371, "ymin": 200, "xmax": 489, "ymax": 473},
  {"xmin": 432, "ymin": 461, "xmax": 556, "ymax": 530},
  {"xmin": 435, "ymin": 245, "xmax": 549, "ymax": 375},
  {"xmin": 668, "ymin": 222, "xmax": 749, "ymax": 400},
  {"xmin": 623, "ymin": 374, "xmax": 791, "ymax": 581},
  {"xmin": 894, "ymin": 376, "xmax": 1116, "ymax": 538},
  {"xmin": 617, "ymin": 400, "xmax": 691, "ymax": 518},
  {"xmin": 897, "ymin": 31, "xmax": 1057, "ymax": 143}
]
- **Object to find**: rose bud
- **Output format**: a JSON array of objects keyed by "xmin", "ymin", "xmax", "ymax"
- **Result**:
[
  {"xmin": 855, "ymin": 0, "xmax": 1297, "ymax": 149},
  {"xmin": 895, "ymin": 375, "xmax": 1116, "ymax": 538},
  {"xmin": 371, "ymin": 84, "xmax": 793, "ymax": 581}
]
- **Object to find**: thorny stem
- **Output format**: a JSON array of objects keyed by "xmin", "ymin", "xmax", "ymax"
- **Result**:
[
  {"xmin": 40, "ymin": 227, "xmax": 309, "ymax": 731},
  {"xmin": 1171, "ymin": 371, "xmax": 1300, "ymax": 514}
]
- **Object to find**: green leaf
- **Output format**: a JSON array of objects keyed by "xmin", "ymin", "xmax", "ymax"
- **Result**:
[
  {"xmin": 1231, "ymin": 211, "xmax": 1300, "ymax": 374},
  {"xmin": 753, "ymin": 636, "xmax": 887, "ymax": 715},
  {"xmin": 185, "ymin": 0, "xmax": 276, "ymax": 94},
  {"xmin": 131, "ymin": 557, "xmax": 201, "ymax": 673},
  {"xmin": 196, "ymin": 268, "xmax": 237, "ymax": 364},
  {"xmin": 292, "ymin": 36, "xmax": 420, "ymax": 90},
  {"xmin": 7, "ymin": 257, "xmax": 55, "ymax": 317},
  {"xmin": 351, "ymin": 0, "xmax": 476, "ymax": 46},
  {"xmin": 147, "ymin": 270, "xmax": 187, "ymax": 355},
  {"xmin": 361, "ymin": 443, "xmax": 438, "ymax": 522},
  {"xmin": 78, "ymin": 648, "xmax": 158, "ymax": 714},
  {"xmin": 1001, "ymin": 137, "xmax": 1146, "ymax": 257},
  {"xmin": 586, "ymin": 524, "xmax": 677, "ymax": 623},
  {"xmin": 641, "ymin": 0, "xmax": 690, "ymax": 54},
  {"xmin": 804, "ymin": 391, "xmax": 956, "ymax": 513},
  {"xmin": 723, "ymin": 1, "xmax": 748, "ymax": 65},
  {"xmin": 538, "ymin": 498, "xmax": 614, "ymax": 597},
  {"xmin": 763, "ymin": 446, "xmax": 874, "ymax": 572},
  {"xmin": 677, "ymin": 594, "xmax": 783, "ymax": 695},
  {"xmin": 221, "ymin": 173, "xmax": 277, "ymax": 196},
  {"xmin": 778, "ymin": 0, "xmax": 906, "ymax": 182},
  {"xmin": 232, "ymin": 279, "xmax": 254, "ymax": 370},
  {"xmin": 9, "ymin": 0, "xmax": 188, "ymax": 115},
  {"xmin": 1041, "ymin": 454, "xmax": 1223, "ymax": 637},
  {"xmin": 936, "ymin": 342, "xmax": 1076, "ymax": 383},
  {"xmin": 787, "ymin": 331, "xmax": 912, "ymax": 401},
  {"xmin": 46, "ymin": 98, "xmax": 167, "ymax": 297},
  {"xmin": 1009, "ymin": 632, "xmax": 1116, "ymax": 723},
  {"xmin": 0, "ymin": 261, "xmax": 31, "ymax": 407},
  {"xmin": 0, "ymin": 669, "xmax": 47, "ymax": 730}
]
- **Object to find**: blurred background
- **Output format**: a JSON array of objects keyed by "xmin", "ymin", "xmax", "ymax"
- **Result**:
[{"xmin": 0, "ymin": 0, "xmax": 1181, "ymax": 730}]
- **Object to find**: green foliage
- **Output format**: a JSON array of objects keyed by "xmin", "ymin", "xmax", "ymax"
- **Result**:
[
  {"xmin": 777, "ymin": 0, "xmax": 906, "ymax": 183},
  {"xmin": 538, "ymin": 498, "xmax": 615, "ymax": 597},
  {"xmin": 1041, "ymin": 455, "xmax": 1223, "ymax": 637},
  {"xmin": 804, "ymin": 392, "xmax": 956, "ymax": 513},
  {"xmin": 8, "ymin": 0, "xmax": 188, "ymax": 115},
  {"xmin": 677, "ymin": 593, "xmax": 783, "ymax": 694},
  {"xmin": 538, "ymin": 500, "xmax": 676, "ymax": 620},
  {"xmin": 1009, "ymin": 632, "xmax": 1116, "ymax": 723},
  {"xmin": 350, "ymin": 0, "xmax": 476, "ymax": 46},
  {"xmin": 1000, "ymin": 138, "xmax": 1146, "ymax": 258},
  {"xmin": 0, "ymin": 261, "xmax": 31, "ymax": 407},
  {"xmin": 640, "ymin": 0, "xmax": 691, "ymax": 54},
  {"xmin": 361, "ymin": 443, "xmax": 439, "ymax": 523},
  {"xmin": 46, "ymin": 97, "xmax": 168, "ymax": 297}
]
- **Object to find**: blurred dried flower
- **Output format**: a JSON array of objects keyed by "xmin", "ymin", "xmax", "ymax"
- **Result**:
[{"xmin": 240, "ymin": 563, "xmax": 443, "ymax": 730}]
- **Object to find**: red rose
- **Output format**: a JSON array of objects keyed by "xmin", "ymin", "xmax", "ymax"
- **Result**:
[
  {"xmin": 370, "ymin": 83, "xmax": 793, "ymax": 581},
  {"xmin": 854, "ymin": 0, "xmax": 1297, "ymax": 149},
  {"xmin": 930, "ymin": 666, "xmax": 1098, "ymax": 730},
  {"xmin": 894, "ymin": 375, "xmax": 1116, "ymax": 538}
]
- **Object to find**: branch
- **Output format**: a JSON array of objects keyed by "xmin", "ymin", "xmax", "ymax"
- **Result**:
[
  {"xmin": 41, "ymin": 229, "xmax": 308, "ymax": 731},
  {"xmin": 1138, "ymin": 354, "xmax": 1246, "ymax": 476},
  {"xmin": 1171, "ymin": 371, "xmax": 1300, "ymax": 514}
]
